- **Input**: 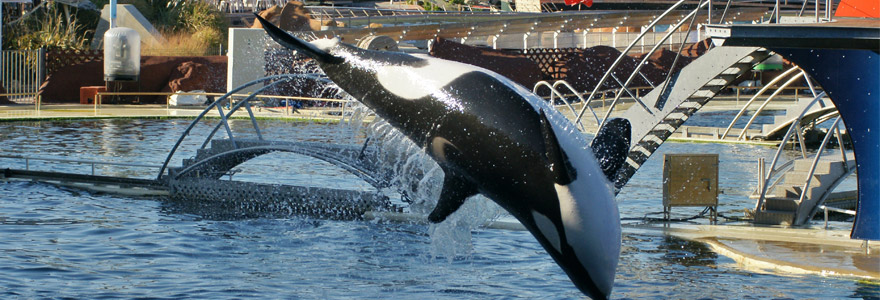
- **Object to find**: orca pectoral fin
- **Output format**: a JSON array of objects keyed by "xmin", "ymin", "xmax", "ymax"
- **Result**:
[
  {"xmin": 253, "ymin": 14, "xmax": 343, "ymax": 64},
  {"xmin": 427, "ymin": 172, "xmax": 479, "ymax": 223},
  {"xmin": 590, "ymin": 118, "xmax": 632, "ymax": 181},
  {"xmin": 539, "ymin": 110, "xmax": 577, "ymax": 185}
]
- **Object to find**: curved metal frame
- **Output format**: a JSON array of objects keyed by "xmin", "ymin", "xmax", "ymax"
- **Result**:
[
  {"xmin": 720, "ymin": 66, "xmax": 802, "ymax": 139},
  {"xmin": 590, "ymin": 0, "xmax": 710, "ymax": 132},
  {"xmin": 533, "ymin": 80, "xmax": 593, "ymax": 130},
  {"xmin": 573, "ymin": 0, "xmax": 688, "ymax": 126},
  {"xmin": 198, "ymin": 78, "xmax": 326, "ymax": 150},
  {"xmin": 737, "ymin": 70, "xmax": 809, "ymax": 141},
  {"xmin": 172, "ymin": 145, "xmax": 385, "ymax": 189},
  {"xmin": 157, "ymin": 74, "xmax": 330, "ymax": 180},
  {"xmin": 754, "ymin": 91, "xmax": 826, "ymax": 211}
]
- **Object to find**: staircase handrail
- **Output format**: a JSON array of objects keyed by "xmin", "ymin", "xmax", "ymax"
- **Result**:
[
  {"xmin": 797, "ymin": 116, "xmax": 842, "ymax": 207},
  {"xmin": 533, "ymin": 80, "xmax": 598, "ymax": 129},
  {"xmin": 720, "ymin": 66, "xmax": 801, "ymax": 140},
  {"xmin": 552, "ymin": 80, "xmax": 602, "ymax": 127},
  {"xmin": 755, "ymin": 91, "xmax": 826, "ymax": 211},
  {"xmin": 573, "ymin": 0, "xmax": 688, "ymax": 129},
  {"xmin": 718, "ymin": 0, "xmax": 734, "ymax": 24},
  {"xmin": 589, "ymin": 0, "xmax": 710, "ymax": 134},
  {"xmin": 737, "ymin": 70, "xmax": 807, "ymax": 141}
]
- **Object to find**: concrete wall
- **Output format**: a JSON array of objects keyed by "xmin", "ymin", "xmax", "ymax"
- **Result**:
[{"xmin": 227, "ymin": 28, "xmax": 268, "ymax": 94}]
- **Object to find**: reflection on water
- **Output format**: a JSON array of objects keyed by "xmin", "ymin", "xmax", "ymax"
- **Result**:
[{"xmin": 0, "ymin": 119, "xmax": 875, "ymax": 299}]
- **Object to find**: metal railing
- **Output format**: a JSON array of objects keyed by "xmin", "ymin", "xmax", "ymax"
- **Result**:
[
  {"xmin": 1, "ymin": 49, "xmax": 44, "ymax": 106},
  {"xmin": 735, "ymin": 70, "xmax": 810, "ymax": 142},
  {"xmin": 0, "ymin": 154, "xmax": 162, "ymax": 177},
  {"xmin": 817, "ymin": 205, "xmax": 856, "ymax": 229},
  {"xmin": 93, "ymin": 91, "xmax": 348, "ymax": 116},
  {"xmin": 534, "ymin": 80, "xmax": 660, "ymax": 130},
  {"xmin": 573, "ymin": 0, "xmax": 702, "ymax": 132},
  {"xmin": 720, "ymin": 67, "xmax": 802, "ymax": 140},
  {"xmin": 753, "ymin": 91, "xmax": 825, "ymax": 212}
]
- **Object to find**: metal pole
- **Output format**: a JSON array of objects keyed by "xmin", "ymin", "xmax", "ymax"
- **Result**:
[{"xmin": 708, "ymin": 0, "xmax": 713, "ymax": 24}]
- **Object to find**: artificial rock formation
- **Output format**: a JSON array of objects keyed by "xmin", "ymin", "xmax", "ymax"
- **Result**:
[
  {"xmin": 252, "ymin": 1, "xmax": 336, "ymax": 32},
  {"xmin": 39, "ymin": 56, "xmax": 227, "ymax": 103}
]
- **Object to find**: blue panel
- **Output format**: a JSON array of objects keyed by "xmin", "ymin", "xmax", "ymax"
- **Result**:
[{"xmin": 771, "ymin": 48, "xmax": 879, "ymax": 241}]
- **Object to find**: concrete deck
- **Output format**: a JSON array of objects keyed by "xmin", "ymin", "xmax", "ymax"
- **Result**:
[{"xmin": 628, "ymin": 222, "xmax": 879, "ymax": 280}]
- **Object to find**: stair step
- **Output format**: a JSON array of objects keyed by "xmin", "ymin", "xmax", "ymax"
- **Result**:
[
  {"xmin": 649, "ymin": 129, "xmax": 674, "ymax": 140},
  {"xmin": 678, "ymin": 102, "xmax": 702, "ymax": 110},
  {"xmin": 665, "ymin": 112, "xmax": 689, "ymax": 121},
  {"xmin": 793, "ymin": 159, "xmax": 847, "ymax": 175},
  {"xmin": 637, "ymin": 139, "xmax": 661, "ymax": 153},
  {"xmin": 764, "ymin": 197, "xmax": 799, "ymax": 211},
  {"xmin": 784, "ymin": 171, "xmax": 836, "ymax": 185},
  {"xmin": 690, "ymin": 89, "xmax": 716, "ymax": 99},
  {"xmin": 754, "ymin": 210, "xmax": 795, "ymax": 225},
  {"xmin": 773, "ymin": 185, "xmax": 802, "ymax": 198},
  {"xmin": 737, "ymin": 54, "xmax": 767, "ymax": 64},
  {"xmin": 705, "ymin": 78, "xmax": 731, "ymax": 87},
  {"xmin": 652, "ymin": 123, "xmax": 677, "ymax": 133},
  {"xmin": 631, "ymin": 145, "xmax": 653, "ymax": 157},
  {"xmin": 721, "ymin": 63, "xmax": 753, "ymax": 75},
  {"xmin": 627, "ymin": 150, "xmax": 650, "ymax": 165}
]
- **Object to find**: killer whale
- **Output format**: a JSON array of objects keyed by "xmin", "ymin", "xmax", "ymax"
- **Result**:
[{"xmin": 256, "ymin": 15, "xmax": 630, "ymax": 300}]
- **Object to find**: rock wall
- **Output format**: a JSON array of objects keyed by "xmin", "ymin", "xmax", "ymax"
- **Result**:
[
  {"xmin": 430, "ymin": 38, "xmax": 545, "ymax": 88},
  {"xmin": 430, "ymin": 38, "xmax": 712, "ymax": 95}
]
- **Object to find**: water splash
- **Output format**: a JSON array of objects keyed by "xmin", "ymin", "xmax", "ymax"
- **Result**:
[{"xmin": 356, "ymin": 111, "xmax": 504, "ymax": 260}]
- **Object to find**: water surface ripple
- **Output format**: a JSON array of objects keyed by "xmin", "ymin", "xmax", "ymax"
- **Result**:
[{"xmin": 0, "ymin": 119, "xmax": 874, "ymax": 299}]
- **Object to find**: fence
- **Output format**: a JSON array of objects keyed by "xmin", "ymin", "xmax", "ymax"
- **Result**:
[{"xmin": 1, "ymin": 49, "xmax": 44, "ymax": 105}]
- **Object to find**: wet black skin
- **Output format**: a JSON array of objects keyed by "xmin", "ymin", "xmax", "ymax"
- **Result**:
[
  {"xmin": 254, "ymin": 13, "xmax": 616, "ymax": 298},
  {"xmin": 316, "ymin": 45, "xmax": 608, "ymax": 299}
]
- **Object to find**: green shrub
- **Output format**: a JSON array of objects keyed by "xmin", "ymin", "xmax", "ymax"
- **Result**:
[
  {"xmin": 4, "ymin": 3, "xmax": 92, "ymax": 50},
  {"xmin": 4, "ymin": 0, "xmax": 228, "ymax": 53}
]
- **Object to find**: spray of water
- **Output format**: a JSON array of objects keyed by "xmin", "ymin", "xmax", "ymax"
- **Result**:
[
  {"xmin": 265, "ymin": 36, "xmax": 505, "ymax": 260},
  {"xmin": 358, "ymin": 111, "xmax": 504, "ymax": 260}
]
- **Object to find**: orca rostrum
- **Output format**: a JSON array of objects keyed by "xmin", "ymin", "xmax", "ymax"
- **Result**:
[{"xmin": 256, "ymin": 14, "xmax": 630, "ymax": 300}]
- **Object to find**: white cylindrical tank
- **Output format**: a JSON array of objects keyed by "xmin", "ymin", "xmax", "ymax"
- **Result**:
[{"xmin": 103, "ymin": 27, "xmax": 140, "ymax": 81}]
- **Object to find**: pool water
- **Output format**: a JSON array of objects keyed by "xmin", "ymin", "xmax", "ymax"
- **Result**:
[{"xmin": 0, "ymin": 118, "xmax": 875, "ymax": 299}]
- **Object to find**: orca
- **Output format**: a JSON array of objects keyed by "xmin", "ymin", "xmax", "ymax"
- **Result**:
[{"xmin": 256, "ymin": 15, "xmax": 630, "ymax": 300}]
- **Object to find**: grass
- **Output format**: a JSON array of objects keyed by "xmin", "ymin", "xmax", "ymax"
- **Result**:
[{"xmin": 142, "ymin": 30, "xmax": 224, "ymax": 56}]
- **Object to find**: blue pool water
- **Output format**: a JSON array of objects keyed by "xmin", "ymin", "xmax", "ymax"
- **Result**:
[{"xmin": 0, "ymin": 118, "xmax": 875, "ymax": 299}]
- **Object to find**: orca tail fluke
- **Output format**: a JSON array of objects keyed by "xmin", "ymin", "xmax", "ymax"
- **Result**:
[
  {"xmin": 254, "ymin": 13, "xmax": 343, "ymax": 64},
  {"xmin": 590, "ymin": 118, "xmax": 631, "ymax": 182}
]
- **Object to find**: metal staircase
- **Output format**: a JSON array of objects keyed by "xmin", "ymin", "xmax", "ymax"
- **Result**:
[
  {"xmin": 756, "ymin": 154, "xmax": 855, "ymax": 225},
  {"xmin": 610, "ymin": 46, "xmax": 771, "ymax": 190}
]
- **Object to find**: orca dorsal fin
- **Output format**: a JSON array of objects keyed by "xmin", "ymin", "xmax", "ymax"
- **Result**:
[
  {"xmin": 254, "ymin": 14, "xmax": 343, "ymax": 64},
  {"xmin": 590, "ymin": 118, "xmax": 632, "ymax": 181},
  {"xmin": 427, "ymin": 170, "xmax": 479, "ymax": 223},
  {"xmin": 539, "ymin": 110, "xmax": 577, "ymax": 185}
]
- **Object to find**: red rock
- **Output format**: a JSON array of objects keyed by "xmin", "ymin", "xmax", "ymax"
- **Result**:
[{"xmin": 430, "ymin": 38, "xmax": 545, "ymax": 89}]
